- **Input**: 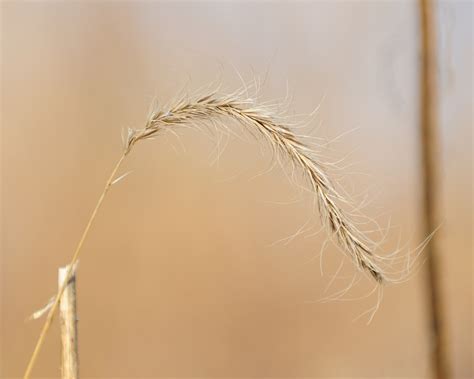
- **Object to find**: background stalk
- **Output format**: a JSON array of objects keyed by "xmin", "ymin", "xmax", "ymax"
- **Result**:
[{"xmin": 418, "ymin": 0, "xmax": 450, "ymax": 378}]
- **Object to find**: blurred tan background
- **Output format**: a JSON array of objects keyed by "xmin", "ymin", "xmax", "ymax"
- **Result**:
[{"xmin": 1, "ymin": 1, "xmax": 472, "ymax": 378}]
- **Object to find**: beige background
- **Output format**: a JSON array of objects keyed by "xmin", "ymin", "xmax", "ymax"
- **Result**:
[{"xmin": 1, "ymin": 1, "xmax": 472, "ymax": 378}]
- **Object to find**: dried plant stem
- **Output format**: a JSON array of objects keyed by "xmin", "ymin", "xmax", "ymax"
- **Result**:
[
  {"xmin": 58, "ymin": 264, "xmax": 79, "ymax": 379},
  {"xmin": 418, "ymin": 0, "xmax": 450, "ymax": 378},
  {"xmin": 24, "ymin": 155, "xmax": 125, "ymax": 379}
]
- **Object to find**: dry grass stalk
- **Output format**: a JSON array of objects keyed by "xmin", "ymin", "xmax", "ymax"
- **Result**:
[
  {"xmin": 58, "ymin": 264, "xmax": 79, "ymax": 379},
  {"xmin": 25, "ymin": 86, "xmax": 404, "ymax": 377},
  {"xmin": 24, "ymin": 156, "xmax": 124, "ymax": 379}
]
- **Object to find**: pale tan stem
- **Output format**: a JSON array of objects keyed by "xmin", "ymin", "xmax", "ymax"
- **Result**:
[
  {"xmin": 24, "ymin": 154, "xmax": 126, "ymax": 379},
  {"xmin": 58, "ymin": 264, "xmax": 79, "ymax": 379}
]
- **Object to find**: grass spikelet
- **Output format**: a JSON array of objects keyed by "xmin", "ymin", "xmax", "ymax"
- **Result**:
[{"xmin": 126, "ymin": 89, "xmax": 386, "ymax": 283}]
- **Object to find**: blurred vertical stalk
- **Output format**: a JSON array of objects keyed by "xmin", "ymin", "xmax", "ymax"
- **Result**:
[
  {"xmin": 58, "ymin": 264, "xmax": 79, "ymax": 379},
  {"xmin": 418, "ymin": 0, "xmax": 449, "ymax": 378}
]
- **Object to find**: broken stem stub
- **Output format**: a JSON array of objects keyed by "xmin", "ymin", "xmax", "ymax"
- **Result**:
[{"xmin": 58, "ymin": 264, "xmax": 79, "ymax": 379}]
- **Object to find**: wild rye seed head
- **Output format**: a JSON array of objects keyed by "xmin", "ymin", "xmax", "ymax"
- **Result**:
[{"xmin": 125, "ymin": 90, "xmax": 386, "ymax": 283}]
